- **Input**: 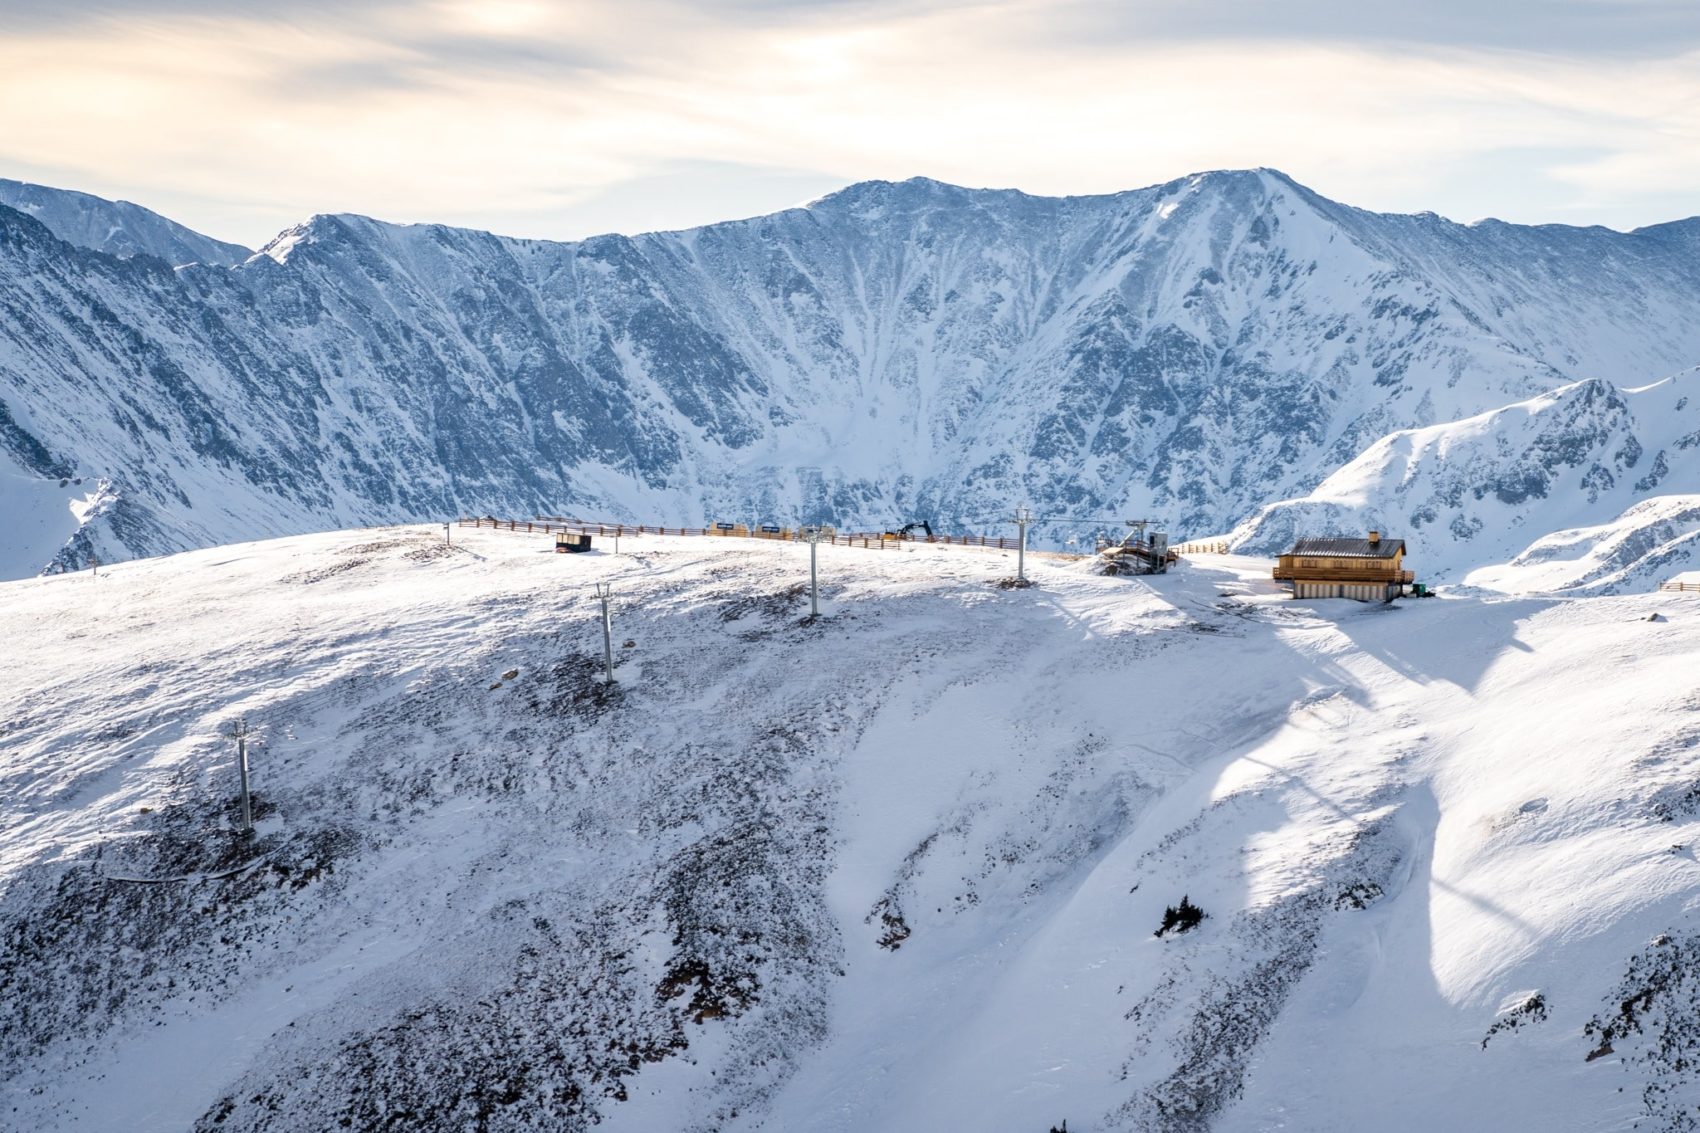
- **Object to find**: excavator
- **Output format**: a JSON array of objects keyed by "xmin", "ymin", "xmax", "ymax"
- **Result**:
[{"xmin": 884, "ymin": 520, "xmax": 935, "ymax": 541}]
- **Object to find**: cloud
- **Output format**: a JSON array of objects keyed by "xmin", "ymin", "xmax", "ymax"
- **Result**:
[
  {"xmin": 1045, "ymin": 0, "xmax": 1700, "ymax": 59},
  {"xmin": 0, "ymin": 0, "xmax": 1695, "ymax": 243}
]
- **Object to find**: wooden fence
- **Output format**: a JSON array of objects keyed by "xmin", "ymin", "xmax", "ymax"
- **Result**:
[
  {"xmin": 1174, "ymin": 540, "xmax": 1230, "ymax": 554},
  {"xmin": 1660, "ymin": 580, "xmax": 1700, "ymax": 593},
  {"xmin": 458, "ymin": 516, "xmax": 1015, "ymax": 552}
]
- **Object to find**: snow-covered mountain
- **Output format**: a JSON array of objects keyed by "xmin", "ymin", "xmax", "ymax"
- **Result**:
[
  {"xmin": 2, "ymin": 171, "xmax": 1699, "ymax": 581},
  {"xmin": 1468, "ymin": 494, "xmax": 1700, "ymax": 595},
  {"xmin": 0, "ymin": 178, "xmax": 251, "ymax": 267},
  {"xmin": 1230, "ymin": 369, "xmax": 1700, "ymax": 591},
  {"xmin": 6, "ymin": 528, "xmax": 1700, "ymax": 1131}
]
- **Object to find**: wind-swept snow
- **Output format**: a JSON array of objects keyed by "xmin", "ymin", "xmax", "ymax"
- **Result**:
[{"xmin": 4, "ymin": 528, "xmax": 1700, "ymax": 1131}]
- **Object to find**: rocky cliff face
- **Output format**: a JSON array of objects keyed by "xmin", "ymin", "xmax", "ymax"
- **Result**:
[{"xmin": 2, "ymin": 170, "xmax": 1698, "ymax": 578}]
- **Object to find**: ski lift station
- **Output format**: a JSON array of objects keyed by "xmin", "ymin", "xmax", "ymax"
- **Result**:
[{"xmin": 1098, "ymin": 520, "xmax": 1174, "ymax": 575}]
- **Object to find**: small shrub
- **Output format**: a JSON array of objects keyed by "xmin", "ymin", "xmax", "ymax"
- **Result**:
[{"xmin": 1155, "ymin": 895, "xmax": 1206, "ymax": 938}]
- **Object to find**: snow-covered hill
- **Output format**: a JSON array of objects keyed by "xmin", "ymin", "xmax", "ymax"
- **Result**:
[
  {"xmin": 1230, "ymin": 369, "xmax": 1700, "ymax": 591},
  {"xmin": 1466, "ymin": 495, "xmax": 1700, "ymax": 594},
  {"xmin": 2, "ymin": 171, "xmax": 1698, "ymax": 580},
  {"xmin": 5, "ymin": 529, "xmax": 1700, "ymax": 1131}
]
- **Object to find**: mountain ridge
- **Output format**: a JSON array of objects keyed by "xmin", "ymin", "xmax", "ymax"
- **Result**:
[
  {"xmin": 1, "ymin": 170, "xmax": 1698, "ymax": 581},
  {"xmin": 0, "ymin": 177, "xmax": 253, "ymax": 267}
]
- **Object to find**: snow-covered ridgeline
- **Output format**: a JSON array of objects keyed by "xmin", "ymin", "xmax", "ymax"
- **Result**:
[
  {"xmin": 0, "ymin": 178, "xmax": 251, "ymax": 268},
  {"xmin": 2, "ymin": 170, "xmax": 1698, "ymax": 580}
]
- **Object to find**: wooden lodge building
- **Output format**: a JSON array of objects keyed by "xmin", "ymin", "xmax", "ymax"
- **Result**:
[{"xmin": 1272, "ymin": 531, "xmax": 1413, "ymax": 601}]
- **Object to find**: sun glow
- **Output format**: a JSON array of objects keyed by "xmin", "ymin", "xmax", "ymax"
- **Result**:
[{"xmin": 1, "ymin": 2, "xmax": 1696, "ymax": 243}]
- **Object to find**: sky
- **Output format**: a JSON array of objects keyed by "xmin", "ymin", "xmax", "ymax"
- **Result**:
[{"xmin": 1, "ymin": 0, "xmax": 1697, "ymax": 247}]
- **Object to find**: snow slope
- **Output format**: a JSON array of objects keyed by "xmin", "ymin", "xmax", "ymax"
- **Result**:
[
  {"xmin": 5, "ymin": 528, "xmax": 1700, "ymax": 1131},
  {"xmin": 1231, "ymin": 369, "xmax": 1700, "ymax": 591},
  {"xmin": 2, "ymin": 171, "xmax": 1698, "ymax": 578},
  {"xmin": 1465, "ymin": 494, "xmax": 1700, "ymax": 595},
  {"xmin": 0, "ymin": 470, "xmax": 103, "ymax": 580}
]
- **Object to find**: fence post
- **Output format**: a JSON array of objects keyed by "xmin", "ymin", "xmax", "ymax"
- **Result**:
[
  {"xmin": 805, "ymin": 526, "xmax": 821, "ymax": 617},
  {"xmin": 224, "ymin": 719, "xmax": 254, "ymax": 836},
  {"xmin": 593, "ymin": 583, "xmax": 615, "ymax": 682}
]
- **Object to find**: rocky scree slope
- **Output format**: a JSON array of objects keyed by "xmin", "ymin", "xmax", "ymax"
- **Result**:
[{"xmin": 2, "ymin": 171, "xmax": 1699, "ymax": 577}]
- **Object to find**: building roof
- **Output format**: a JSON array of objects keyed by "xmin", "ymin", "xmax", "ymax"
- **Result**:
[{"xmin": 1286, "ymin": 536, "xmax": 1405, "ymax": 559}]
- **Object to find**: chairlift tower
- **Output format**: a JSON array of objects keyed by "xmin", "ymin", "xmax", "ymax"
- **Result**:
[{"xmin": 1013, "ymin": 506, "xmax": 1034, "ymax": 583}]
